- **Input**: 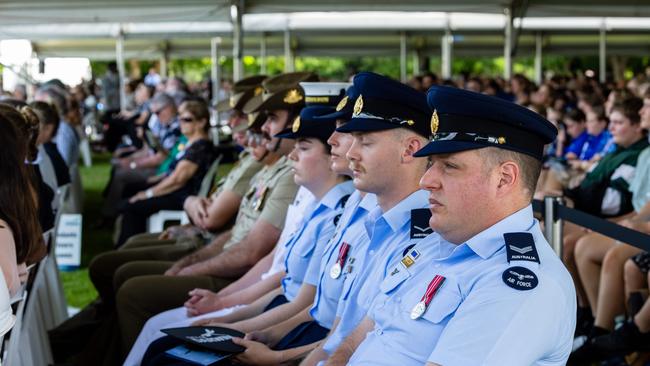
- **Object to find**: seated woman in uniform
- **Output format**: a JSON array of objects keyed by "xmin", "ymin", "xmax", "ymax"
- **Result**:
[
  {"xmin": 116, "ymin": 99, "xmax": 218, "ymax": 246},
  {"xmin": 136, "ymin": 106, "xmax": 354, "ymax": 365},
  {"xmin": 0, "ymin": 105, "xmax": 46, "ymax": 297}
]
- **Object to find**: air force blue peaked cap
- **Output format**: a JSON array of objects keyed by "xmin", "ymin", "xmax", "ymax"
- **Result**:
[
  {"xmin": 413, "ymin": 85, "xmax": 558, "ymax": 160},
  {"xmin": 314, "ymin": 84, "xmax": 360, "ymax": 122},
  {"xmin": 336, "ymin": 72, "xmax": 431, "ymax": 138},
  {"xmin": 275, "ymin": 105, "xmax": 338, "ymax": 143}
]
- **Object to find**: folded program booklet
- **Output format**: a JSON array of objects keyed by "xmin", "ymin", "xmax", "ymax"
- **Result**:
[
  {"xmin": 165, "ymin": 344, "xmax": 231, "ymax": 366},
  {"xmin": 161, "ymin": 326, "xmax": 246, "ymax": 354}
]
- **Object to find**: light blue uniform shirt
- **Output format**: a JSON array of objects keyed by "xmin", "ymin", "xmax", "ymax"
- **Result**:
[
  {"xmin": 309, "ymin": 192, "xmax": 377, "ymax": 329},
  {"xmin": 54, "ymin": 120, "xmax": 80, "ymax": 167},
  {"xmin": 322, "ymin": 189, "xmax": 431, "ymax": 354},
  {"xmin": 349, "ymin": 205, "xmax": 576, "ymax": 366},
  {"xmin": 280, "ymin": 181, "xmax": 354, "ymax": 301}
]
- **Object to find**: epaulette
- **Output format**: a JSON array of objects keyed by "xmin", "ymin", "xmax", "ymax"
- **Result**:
[
  {"xmin": 502, "ymin": 232, "xmax": 539, "ymax": 291},
  {"xmin": 410, "ymin": 208, "xmax": 433, "ymax": 239}
]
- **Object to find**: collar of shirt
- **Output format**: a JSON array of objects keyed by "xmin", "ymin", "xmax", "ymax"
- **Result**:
[
  {"xmin": 459, "ymin": 204, "xmax": 536, "ymax": 260},
  {"xmin": 365, "ymin": 189, "xmax": 429, "ymax": 236},
  {"xmin": 319, "ymin": 180, "xmax": 355, "ymax": 211}
]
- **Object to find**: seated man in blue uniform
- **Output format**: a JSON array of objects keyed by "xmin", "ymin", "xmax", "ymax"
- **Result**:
[
  {"xmin": 229, "ymin": 73, "xmax": 435, "ymax": 365},
  {"xmin": 327, "ymin": 86, "xmax": 577, "ymax": 365}
]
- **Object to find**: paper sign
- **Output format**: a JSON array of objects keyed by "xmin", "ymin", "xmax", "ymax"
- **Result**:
[{"xmin": 55, "ymin": 214, "xmax": 82, "ymax": 270}]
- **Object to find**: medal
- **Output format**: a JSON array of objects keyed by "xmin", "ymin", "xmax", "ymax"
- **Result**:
[
  {"xmin": 410, "ymin": 301, "xmax": 427, "ymax": 319},
  {"xmin": 410, "ymin": 275, "xmax": 446, "ymax": 320},
  {"xmin": 330, "ymin": 263, "xmax": 342, "ymax": 279},
  {"xmin": 330, "ymin": 242, "xmax": 350, "ymax": 279}
]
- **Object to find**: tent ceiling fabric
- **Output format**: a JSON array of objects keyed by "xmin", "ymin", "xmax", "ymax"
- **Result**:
[
  {"xmin": 1, "ymin": 0, "xmax": 650, "ymax": 26},
  {"xmin": 2, "ymin": 1, "xmax": 650, "ymax": 60}
]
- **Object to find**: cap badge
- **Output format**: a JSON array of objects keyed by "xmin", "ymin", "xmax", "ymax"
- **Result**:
[
  {"xmin": 336, "ymin": 96, "xmax": 348, "ymax": 111},
  {"xmin": 229, "ymin": 95, "xmax": 236, "ymax": 108},
  {"xmin": 353, "ymin": 95, "xmax": 364, "ymax": 117},
  {"xmin": 430, "ymin": 109, "xmax": 439, "ymax": 135},
  {"xmin": 292, "ymin": 116, "xmax": 301, "ymax": 133},
  {"xmin": 254, "ymin": 86, "xmax": 264, "ymax": 96},
  {"xmin": 248, "ymin": 113, "xmax": 257, "ymax": 126},
  {"xmin": 498, "ymin": 136, "xmax": 507, "ymax": 144},
  {"xmin": 283, "ymin": 89, "xmax": 303, "ymax": 104},
  {"xmin": 403, "ymin": 120, "xmax": 415, "ymax": 126}
]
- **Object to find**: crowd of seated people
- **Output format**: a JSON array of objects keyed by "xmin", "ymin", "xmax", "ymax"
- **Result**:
[{"xmin": 2, "ymin": 66, "xmax": 650, "ymax": 366}]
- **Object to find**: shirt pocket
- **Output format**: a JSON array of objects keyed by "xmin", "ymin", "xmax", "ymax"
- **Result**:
[
  {"xmin": 400, "ymin": 279, "xmax": 462, "ymax": 324},
  {"xmin": 379, "ymin": 265, "xmax": 411, "ymax": 294}
]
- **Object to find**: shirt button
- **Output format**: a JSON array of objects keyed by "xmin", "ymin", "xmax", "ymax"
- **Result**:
[{"xmin": 375, "ymin": 328, "xmax": 383, "ymax": 335}]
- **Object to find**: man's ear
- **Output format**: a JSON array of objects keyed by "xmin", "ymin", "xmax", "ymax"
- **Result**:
[
  {"xmin": 402, "ymin": 135, "xmax": 425, "ymax": 163},
  {"xmin": 496, "ymin": 161, "xmax": 519, "ymax": 194}
]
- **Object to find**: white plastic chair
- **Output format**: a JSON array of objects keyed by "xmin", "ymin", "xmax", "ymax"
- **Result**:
[{"xmin": 146, "ymin": 155, "xmax": 222, "ymax": 233}]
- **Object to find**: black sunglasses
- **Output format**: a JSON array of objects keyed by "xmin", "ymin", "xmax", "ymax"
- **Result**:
[{"xmin": 180, "ymin": 116, "xmax": 196, "ymax": 123}]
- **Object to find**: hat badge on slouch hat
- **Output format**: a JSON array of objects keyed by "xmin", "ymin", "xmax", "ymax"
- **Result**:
[
  {"xmin": 284, "ymin": 89, "xmax": 304, "ymax": 104},
  {"xmin": 336, "ymin": 96, "xmax": 348, "ymax": 111},
  {"xmin": 292, "ymin": 116, "xmax": 301, "ymax": 132}
]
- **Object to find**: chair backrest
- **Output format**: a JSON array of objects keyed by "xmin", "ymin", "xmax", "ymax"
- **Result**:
[{"xmin": 197, "ymin": 155, "xmax": 223, "ymax": 198}]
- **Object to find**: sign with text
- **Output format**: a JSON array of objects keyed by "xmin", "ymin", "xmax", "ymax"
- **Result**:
[{"xmin": 55, "ymin": 214, "xmax": 82, "ymax": 270}]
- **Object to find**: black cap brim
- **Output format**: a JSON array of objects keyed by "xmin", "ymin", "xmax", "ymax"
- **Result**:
[
  {"xmin": 313, "ymin": 108, "xmax": 351, "ymax": 122},
  {"xmin": 335, "ymin": 117, "xmax": 401, "ymax": 133},
  {"xmin": 413, "ymin": 140, "xmax": 487, "ymax": 157}
]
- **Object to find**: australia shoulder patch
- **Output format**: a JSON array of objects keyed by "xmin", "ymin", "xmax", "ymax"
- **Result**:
[
  {"xmin": 410, "ymin": 209, "xmax": 433, "ymax": 239},
  {"xmin": 502, "ymin": 266, "xmax": 538, "ymax": 291},
  {"xmin": 504, "ymin": 232, "xmax": 540, "ymax": 264}
]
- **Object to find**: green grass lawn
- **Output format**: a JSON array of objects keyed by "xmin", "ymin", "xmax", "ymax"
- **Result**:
[{"xmin": 60, "ymin": 153, "xmax": 233, "ymax": 309}]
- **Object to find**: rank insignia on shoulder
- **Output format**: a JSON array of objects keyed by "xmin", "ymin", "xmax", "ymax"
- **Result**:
[
  {"xmin": 504, "ymin": 232, "xmax": 540, "ymax": 264},
  {"xmin": 410, "ymin": 209, "xmax": 433, "ymax": 239},
  {"xmin": 502, "ymin": 266, "xmax": 538, "ymax": 291}
]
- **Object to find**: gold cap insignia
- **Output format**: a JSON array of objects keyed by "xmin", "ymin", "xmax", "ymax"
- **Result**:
[
  {"xmin": 254, "ymin": 86, "xmax": 264, "ymax": 96},
  {"xmin": 336, "ymin": 96, "xmax": 348, "ymax": 111},
  {"xmin": 229, "ymin": 96, "xmax": 237, "ymax": 108},
  {"xmin": 404, "ymin": 120, "xmax": 415, "ymax": 126},
  {"xmin": 292, "ymin": 116, "xmax": 301, "ymax": 132},
  {"xmin": 248, "ymin": 112, "xmax": 257, "ymax": 126},
  {"xmin": 353, "ymin": 95, "xmax": 364, "ymax": 117},
  {"xmin": 283, "ymin": 89, "xmax": 303, "ymax": 104},
  {"xmin": 498, "ymin": 136, "xmax": 506, "ymax": 144},
  {"xmin": 430, "ymin": 109, "xmax": 439, "ymax": 135}
]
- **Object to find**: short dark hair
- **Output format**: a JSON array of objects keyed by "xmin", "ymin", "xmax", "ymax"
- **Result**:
[
  {"xmin": 179, "ymin": 99, "xmax": 210, "ymax": 132},
  {"xmin": 612, "ymin": 96, "xmax": 643, "ymax": 125},
  {"xmin": 30, "ymin": 101, "xmax": 61, "ymax": 136},
  {"xmin": 565, "ymin": 109, "xmax": 586, "ymax": 123},
  {"xmin": 482, "ymin": 147, "xmax": 542, "ymax": 201}
]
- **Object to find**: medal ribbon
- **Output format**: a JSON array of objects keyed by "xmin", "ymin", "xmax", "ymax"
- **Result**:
[
  {"xmin": 336, "ymin": 242, "xmax": 350, "ymax": 267},
  {"xmin": 420, "ymin": 275, "xmax": 446, "ymax": 307}
]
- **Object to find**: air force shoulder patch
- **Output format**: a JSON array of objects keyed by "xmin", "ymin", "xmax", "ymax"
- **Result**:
[
  {"xmin": 410, "ymin": 209, "xmax": 433, "ymax": 239},
  {"xmin": 504, "ymin": 232, "xmax": 540, "ymax": 264},
  {"xmin": 502, "ymin": 266, "xmax": 538, "ymax": 291}
]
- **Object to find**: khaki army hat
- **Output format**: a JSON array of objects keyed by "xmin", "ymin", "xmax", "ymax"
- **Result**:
[
  {"xmin": 242, "ymin": 72, "xmax": 317, "ymax": 115},
  {"xmin": 214, "ymin": 75, "xmax": 267, "ymax": 112}
]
